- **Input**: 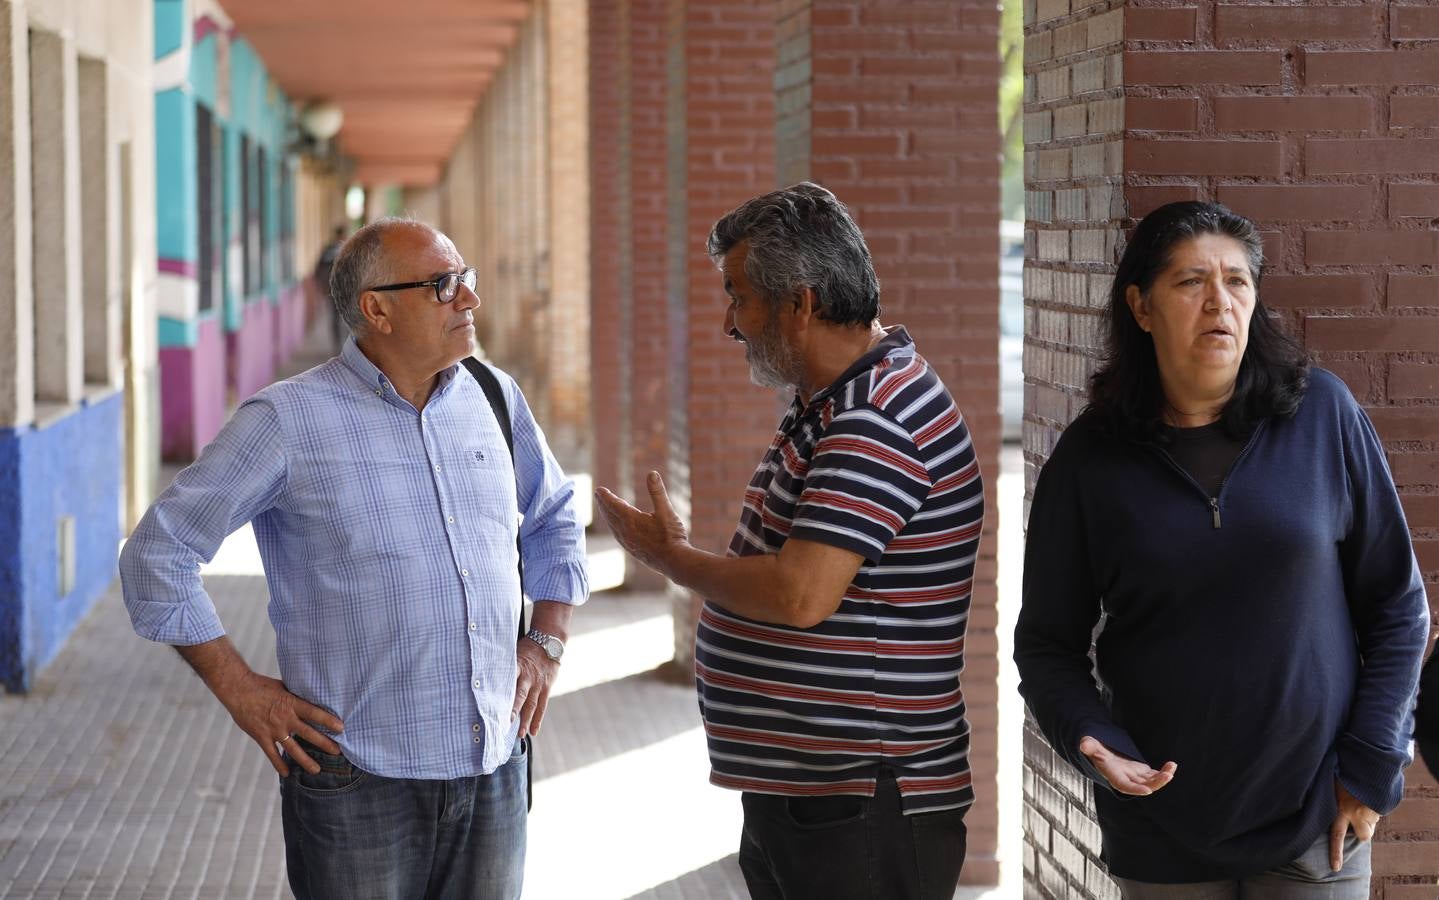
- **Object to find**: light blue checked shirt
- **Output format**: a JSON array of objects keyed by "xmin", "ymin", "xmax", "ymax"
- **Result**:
[{"xmin": 119, "ymin": 339, "xmax": 588, "ymax": 779}]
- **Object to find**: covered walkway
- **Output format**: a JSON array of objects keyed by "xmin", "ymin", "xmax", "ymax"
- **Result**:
[{"xmin": 0, "ymin": 325, "xmax": 1023, "ymax": 899}]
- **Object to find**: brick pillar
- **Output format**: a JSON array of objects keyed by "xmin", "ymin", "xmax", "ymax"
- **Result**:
[
  {"xmin": 665, "ymin": 0, "xmax": 779, "ymax": 665},
  {"xmin": 588, "ymin": 0, "xmax": 625, "ymax": 497},
  {"xmin": 780, "ymin": 0, "xmax": 1004, "ymax": 884},
  {"xmin": 546, "ymin": 0, "xmax": 591, "ymax": 471},
  {"xmin": 623, "ymin": 0, "xmax": 673, "ymax": 591},
  {"xmin": 1022, "ymin": 0, "xmax": 1439, "ymax": 895}
]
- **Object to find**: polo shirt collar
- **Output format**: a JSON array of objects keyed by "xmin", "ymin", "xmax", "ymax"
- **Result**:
[{"xmin": 800, "ymin": 324, "xmax": 914, "ymax": 409}]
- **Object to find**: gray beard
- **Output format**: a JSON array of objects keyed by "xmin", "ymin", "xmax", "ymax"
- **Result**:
[{"xmin": 745, "ymin": 326, "xmax": 801, "ymax": 391}]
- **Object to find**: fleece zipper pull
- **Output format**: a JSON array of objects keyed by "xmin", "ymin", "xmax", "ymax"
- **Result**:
[{"xmin": 1209, "ymin": 497, "xmax": 1221, "ymax": 529}]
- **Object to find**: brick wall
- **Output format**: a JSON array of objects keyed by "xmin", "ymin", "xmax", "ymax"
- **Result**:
[
  {"xmin": 589, "ymin": 0, "xmax": 625, "ymax": 498},
  {"xmin": 781, "ymin": 0, "xmax": 1005, "ymax": 883},
  {"xmin": 666, "ymin": 0, "xmax": 781, "ymax": 664},
  {"xmin": 625, "ymin": 0, "xmax": 673, "ymax": 591},
  {"xmin": 546, "ymin": 0, "xmax": 592, "ymax": 470},
  {"xmin": 1021, "ymin": 0, "xmax": 1123, "ymax": 889},
  {"xmin": 1022, "ymin": 0, "xmax": 1439, "ymax": 895}
]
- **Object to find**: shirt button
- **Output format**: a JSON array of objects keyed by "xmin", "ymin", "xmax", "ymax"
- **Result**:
[
  {"xmin": 374, "ymin": 389, "xmax": 381, "ymax": 396},
  {"xmin": 473, "ymin": 680, "xmax": 481, "ymax": 689},
  {"xmin": 469, "ymin": 622, "xmax": 477, "ymax": 631},
  {"xmin": 473, "ymin": 736, "xmax": 481, "ymax": 744},
  {"xmin": 472, "ymin": 724, "xmax": 481, "ymax": 732},
  {"xmin": 434, "ymin": 464, "xmax": 441, "ymax": 472},
  {"xmin": 461, "ymin": 568, "xmax": 469, "ymax": 577},
  {"xmin": 447, "ymin": 516, "xmax": 455, "ymax": 524}
]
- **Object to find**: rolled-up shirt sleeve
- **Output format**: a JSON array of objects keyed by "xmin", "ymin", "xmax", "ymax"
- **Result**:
[
  {"xmin": 503, "ymin": 374, "xmax": 588, "ymax": 606},
  {"xmin": 118, "ymin": 398, "xmax": 288, "ymax": 645}
]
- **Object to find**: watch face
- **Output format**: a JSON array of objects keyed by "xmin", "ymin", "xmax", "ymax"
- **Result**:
[{"xmin": 530, "ymin": 630, "xmax": 562, "ymax": 660}]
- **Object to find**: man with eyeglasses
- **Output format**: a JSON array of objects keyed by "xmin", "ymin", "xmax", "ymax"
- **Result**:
[{"xmin": 119, "ymin": 218, "xmax": 587, "ymax": 900}]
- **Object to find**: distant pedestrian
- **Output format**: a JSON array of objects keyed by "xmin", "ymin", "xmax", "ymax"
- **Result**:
[
  {"xmin": 314, "ymin": 225, "xmax": 345, "ymax": 351},
  {"xmin": 1015, "ymin": 201, "xmax": 1428, "ymax": 898},
  {"xmin": 120, "ymin": 218, "xmax": 589, "ymax": 900}
]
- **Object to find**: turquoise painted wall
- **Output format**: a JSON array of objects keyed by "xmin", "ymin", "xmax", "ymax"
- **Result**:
[
  {"xmin": 155, "ymin": 87, "xmax": 197, "ymax": 270},
  {"xmin": 154, "ymin": 0, "xmax": 184, "ymax": 59},
  {"xmin": 157, "ymin": 18, "xmax": 298, "ymax": 343},
  {"xmin": 191, "ymin": 33, "xmax": 218, "ymax": 110}
]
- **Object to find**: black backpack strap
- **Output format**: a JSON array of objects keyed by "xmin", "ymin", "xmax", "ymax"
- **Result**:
[{"xmin": 461, "ymin": 356, "xmax": 533, "ymax": 811}]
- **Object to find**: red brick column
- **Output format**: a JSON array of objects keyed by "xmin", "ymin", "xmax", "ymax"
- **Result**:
[
  {"xmin": 625, "ymin": 0, "xmax": 673, "ymax": 591},
  {"xmin": 784, "ymin": 0, "xmax": 1004, "ymax": 883},
  {"xmin": 665, "ymin": 0, "xmax": 779, "ymax": 663},
  {"xmin": 1023, "ymin": 0, "xmax": 1439, "ymax": 894},
  {"xmin": 588, "ymin": 0, "xmax": 626, "ymax": 500}
]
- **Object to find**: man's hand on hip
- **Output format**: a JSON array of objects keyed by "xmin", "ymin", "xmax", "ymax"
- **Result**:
[
  {"xmin": 224, "ymin": 671, "xmax": 345, "ymax": 777},
  {"xmin": 512, "ymin": 600, "xmax": 573, "ymax": 739},
  {"xmin": 173, "ymin": 637, "xmax": 343, "ymax": 778},
  {"xmin": 595, "ymin": 471, "xmax": 690, "ymax": 579},
  {"xmin": 512, "ymin": 638, "xmax": 559, "ymax": 740}
]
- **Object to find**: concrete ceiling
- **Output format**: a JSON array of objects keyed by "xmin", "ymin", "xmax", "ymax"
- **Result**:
[{"xmin": 222, "ymin": 0, "xmax": 533, "ymax": 186}]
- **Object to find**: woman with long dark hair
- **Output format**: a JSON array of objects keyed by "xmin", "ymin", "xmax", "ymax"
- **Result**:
[{"xmin": 1014, "ymin": 201, "xmax": 1429, "ymax": 896}]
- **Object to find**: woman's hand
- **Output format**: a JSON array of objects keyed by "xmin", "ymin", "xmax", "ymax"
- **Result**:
[
  {"xmin": 1079, "ymin": 735, "xmax": 1177, "ymax": 796},
  {"xmin": 1329, "ymin": 780, "xmax": 1379, "ymax": 872}
]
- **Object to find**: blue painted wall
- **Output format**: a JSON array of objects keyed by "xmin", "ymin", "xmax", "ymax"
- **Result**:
[{"xmin": 0, "ymin": 394, "xmax": 124, "ymax": 693}]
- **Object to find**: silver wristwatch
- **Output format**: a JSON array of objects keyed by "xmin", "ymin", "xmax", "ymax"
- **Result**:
[{"xmin": 525, "ymin": 628, "xmax": 565, "ymax": 662}]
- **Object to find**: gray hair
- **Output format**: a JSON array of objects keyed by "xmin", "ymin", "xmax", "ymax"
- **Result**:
[
  {"xmin": 329, "ymin": 216, "xmax": 432, "ymax": 334},
  {"xmin": 706, "ymin": 182, "xmax": 880, "ymax": 327}
]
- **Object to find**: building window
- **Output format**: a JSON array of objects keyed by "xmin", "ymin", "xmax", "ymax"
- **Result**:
[
  {"xmin": 196, "ymin": 103, "xmax": 219, "ymax": 312},
  {"xmin": 257, "ymin": 145, "xmax": 268, "ymax": 292}
]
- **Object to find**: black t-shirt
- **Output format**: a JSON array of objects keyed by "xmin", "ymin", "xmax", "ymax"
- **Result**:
[{"xmin": 1162, "ymin": 421, "xmax": 1248, "ymax": 497}]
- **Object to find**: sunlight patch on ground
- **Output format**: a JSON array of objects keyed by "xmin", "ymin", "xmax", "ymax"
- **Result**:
[
  {"xmin": 525, "ymin": 726, "xmax": 741, "ymax": 899},
  {"xmin": 587, "ymin": 544, "xmax": 627, "ymax": 593},
  {"xmin": 549, "ymin": 614, "xmax": 675, "ymax": 699}
]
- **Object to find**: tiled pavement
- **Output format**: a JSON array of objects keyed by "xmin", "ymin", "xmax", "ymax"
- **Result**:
[
  {"xmin": 0, "ymin": 329, "xmax": 1020, "ymax": 899},
  {"xmin": 0, "ymin": 544, "xmax": 1006, "ymax": 899}
]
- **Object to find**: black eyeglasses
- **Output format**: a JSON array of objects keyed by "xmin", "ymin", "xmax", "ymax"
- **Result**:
[{"xmin": 369, "ymin": 267, "xmax": 478, "ymax": 304}]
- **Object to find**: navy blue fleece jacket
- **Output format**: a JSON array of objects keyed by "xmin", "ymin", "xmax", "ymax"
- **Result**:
[{"xmin": 1015, "ymin": 369, "xmax": 1429, "ymax": 882}]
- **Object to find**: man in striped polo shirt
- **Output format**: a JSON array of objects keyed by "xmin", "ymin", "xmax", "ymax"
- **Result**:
[{"xmin": 597, "ymin": 183, "xmax": 983, "ymax": 900}]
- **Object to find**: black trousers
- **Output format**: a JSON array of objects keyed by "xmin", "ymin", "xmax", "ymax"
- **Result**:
[{"xmin": 737, "ymin": 769, "xmax": 967, "ymax": 900}]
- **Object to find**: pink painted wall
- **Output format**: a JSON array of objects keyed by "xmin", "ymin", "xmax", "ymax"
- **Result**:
[
  {"xmin": 160, "ymin": 316, "xmax": 227, "ymax": 460},
  {"xmin": 228, "ymin": 300, "xmax": 275, "ymax": 403}
]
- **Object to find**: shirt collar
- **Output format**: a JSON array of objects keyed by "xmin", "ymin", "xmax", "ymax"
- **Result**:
[
  {"xmin": 800, "ymin": 324, "xmax": 914, "ymax": 410},
  {"xmin": 339, "ymin": 336, "xmax": 461, "ymax": 408}
]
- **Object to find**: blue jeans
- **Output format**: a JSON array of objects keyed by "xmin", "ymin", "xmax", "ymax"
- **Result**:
[
  {"xmin": 1116, "ymin": 832, "xmax": 1371, "ymax": 899},
  {"xmin": 738, "ymin": 768, "xmax": 967, "ymax": 900},
  {"xmin": 280, "ymin": 737, "xmax": 527, "ymax": 900}
]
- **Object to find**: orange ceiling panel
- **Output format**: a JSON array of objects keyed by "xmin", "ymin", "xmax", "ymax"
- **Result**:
[{"xmin": 222, "ymin": 0, "xmax": 531, "ymax": 186}]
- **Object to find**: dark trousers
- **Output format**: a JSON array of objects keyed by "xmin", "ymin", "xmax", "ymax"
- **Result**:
[
  {"xmin": 738, "ymin": 769, "xmax": 967, "ymax": 900},
  {"xmin": 279, "ymin": 737, "xmax": 527, "ymax": 900}
]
